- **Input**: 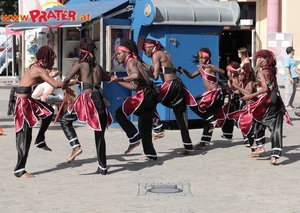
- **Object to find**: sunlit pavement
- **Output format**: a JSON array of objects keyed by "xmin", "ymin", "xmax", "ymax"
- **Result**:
[{"xmin": 1, "ymin": 83, "xmax": 300, "ymax": 213}]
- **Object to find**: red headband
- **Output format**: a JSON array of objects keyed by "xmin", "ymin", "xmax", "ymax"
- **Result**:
[
  {"xmin": 79, "ymin": 48, "xmax": 93, "ymax": 62},
  {"xmin": 199, "ymin": 51, "xmax": 210, "ymax": 59},
  {"xmin": 144, "ymin": 42, "xmax": 155, "ymax": 48},
  {"xmin": 116, "ymin": 46, "xmax": 131, "ymax": 53},
  {"xmin": 226, "ymin": 65, "xmax": 238, "ymax": 73},
  {"xmin": 80, "ymin": 49, "xmax": 89, "ymax": 53},
  {"xmin": 115, "ymin": 46, "xmax": 137, "ymax": 60},
  {"xmin": 39, "ymin": 54, "xmax": 56, "ymax": 62}
]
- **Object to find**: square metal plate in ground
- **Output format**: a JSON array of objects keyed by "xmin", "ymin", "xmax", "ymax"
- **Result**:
[{"xmin": 138, "ymin": 182, "xmax": 192, "ymax": 196}]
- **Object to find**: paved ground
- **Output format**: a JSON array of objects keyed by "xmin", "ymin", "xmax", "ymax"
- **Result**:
[{"xmin": 1, "ymin": 82, "xmax": 300, "ymax": 213}]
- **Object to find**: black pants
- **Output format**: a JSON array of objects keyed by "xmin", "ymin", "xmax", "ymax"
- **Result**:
[
  {"xmin": 152, "ymin": 111, "xmax": 164, "ymax": 135},
  {"xmin": 221, "ymin": 94, "xmax": 242, "ymax": 139},
  {"xmin": 258, "ymin": 97, "xmax": 284, "ymax": 158},
  {"xmin": 114, "ymin": 88, "xmax": 157, "ymax": 159},
  {"xmin": 160, "ymin": 79, "xmax": 193, "ymax": 150},
  {"xmin": 60, "ymin": 95, "xmax": 108, "ymax": 169},
  {"xmin": 14, "ymin": 101, "xmax": 54, "ymax": 177},
  {"xmin": 190, "ymin": 89, "xmax": 225, "ymax": 144}
]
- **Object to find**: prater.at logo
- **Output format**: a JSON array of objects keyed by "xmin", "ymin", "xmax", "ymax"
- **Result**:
[{"xmin": 1, "ymin": 1, "xmax": 91, "ymax": 28}]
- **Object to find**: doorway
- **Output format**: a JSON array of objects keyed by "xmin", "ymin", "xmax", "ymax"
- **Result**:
[{"xmin": 219, "ymin": 30, "xmax": 252, "ymax": 70}]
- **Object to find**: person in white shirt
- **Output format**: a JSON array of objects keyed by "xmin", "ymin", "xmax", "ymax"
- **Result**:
[{"xmin": 32, "ymin": 75, "xmax": 64, "ymax": 104}]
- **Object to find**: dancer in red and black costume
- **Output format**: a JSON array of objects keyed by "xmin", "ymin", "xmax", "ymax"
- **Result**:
[
  {"xmin": 180, "ymin": 48, "xmax": 226, "ymax": 150},
  {"xmin": 14, "ymin": 46, "xmax": 75, "ymax": 178},
  {"xmin": 217, "ymin": 61, "xmax": 241, "ymax": 140},
  {"xmin": 219, "ymin": 62, "xmax": 265, "ymax": 149},
  {"xmin": 226, "ymin": 63, "xmax": 266, "ymax": 156},
  {"xmin": 60, "ymin": 37, "xmax": 113, "ymax": 175},
  {"xmin": 228, "ymin": 50, "xmax": 292, "ymax": 165},
  {"xmin": 138, "ymin": 37, "xmax": 197, "ymax": 155},
  {"xmin": 110, "ymin": 39, "xmax": 158, "ymax": 161}
]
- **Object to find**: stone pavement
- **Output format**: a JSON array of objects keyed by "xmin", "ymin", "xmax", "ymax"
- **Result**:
[{"xmin": 1, "ymin": 83, "xmax": 300, "ymax": 213}]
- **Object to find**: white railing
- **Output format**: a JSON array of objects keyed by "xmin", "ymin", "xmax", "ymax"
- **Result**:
[
  {"xmin": 0, "ymin": 35, "xmax": 12, "ymax": 47},
  {"xmin": 0, "ymin": 35, "xmax": 13, "ymax": 75},
  {"xmin": 0, "ymin": 42, "xmax": 12, "ymax": 60},
  {"xmin": 0, "ymin": 58, "xmax": 13, "ymax": 74}
]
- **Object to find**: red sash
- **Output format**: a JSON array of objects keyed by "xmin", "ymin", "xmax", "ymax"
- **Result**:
[
  {"xmin": 15, "ymin": 97, "xmax": 52, "ymax": 132},
  {"xmin": 68, "ymin": 92, "xmax": 112, "ymax": 131}
]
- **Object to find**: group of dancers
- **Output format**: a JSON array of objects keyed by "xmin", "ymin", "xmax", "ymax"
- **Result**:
[{"xmin": 12, "ymin": 36, "xmax": 292, "ymax": 178}]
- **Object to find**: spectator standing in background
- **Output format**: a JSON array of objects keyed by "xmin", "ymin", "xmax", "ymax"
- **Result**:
[
  {"xmin": 238, "ymin": 47, "xmax": 251, "ymax": 67},
  {"xmin": 284, "ymin": 46, "xmax": 300, "ymax": 110}
]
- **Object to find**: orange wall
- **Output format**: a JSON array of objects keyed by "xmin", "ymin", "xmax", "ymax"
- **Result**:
[{"xmin": 281, "ymin": 0, "xmax": 300, "ymax": 59}]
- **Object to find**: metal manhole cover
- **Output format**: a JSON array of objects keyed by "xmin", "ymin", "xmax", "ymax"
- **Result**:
[
  {"xmin": 138, "ymin": 182, "xmax": 192, "ymax": 196},
  {"xmin": 147, "ymin": 184, "xmax": 183, "ymax": 194}
]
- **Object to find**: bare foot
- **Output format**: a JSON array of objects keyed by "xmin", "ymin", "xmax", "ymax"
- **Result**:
[
  {"xmin": 193, "ymin": 143, "xmax": 206, "ymax": 150},
  {"xmin": 208, "ymin": 123, "xmax": 216, "ymax": 133},
  {"xmin": 269, "ymin": 157, "xmax": 277, "ymax": 165},
  {"xmin": 67, "ymin": 147, "xmax": 83, "ymax": 163},
  {"xmin": 41, "ymin": 145, "xmax": 52, "ymax": 151},
  {"xmin": 124, "ymin": 141, "xmax": 140, "ymax": 154},
  {"xmin": 221, "ymin": 135, "xmax": 232, "ymax": 140},
  {"xmin": 140, "ymin": 156, "xmax": 157, "ymax": 161},
  {"xmin": 254, "ymin": 146, "xmax": 265, "ymax": 154},
  {"xmin": 248, "ymin": 152, "xmax": 260, "ymax": 158},
  {"xmin": 179, "ymin": 149, "xmax": 193, "ymax": 155},
  {"xmin": 140, "ymin": 156, "xmax": 149, "ymax": 161},
  {"xmin": 250, "ymin": 141, "xmax": 257, "ymax": 149},
  {"xmin": 20, "ymin": 172, "xmax": 35, "ymax": 178},
  {"xmin": 152, "ymin": 133, "xmax": 164, "ymax": 141}
]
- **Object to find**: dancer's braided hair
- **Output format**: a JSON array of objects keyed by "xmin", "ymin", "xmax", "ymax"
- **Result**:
[
  {"xmin": 78, "ymin": 37, "xmax": 97, "ymax": 67},
  {"xmin": 241, "ymin": 63, "xmax": 255, "ymax": 82},
  {"xmin": 253, "ymin": 49, "xmax": 277, "ymax": 80},
  {"xmin": 35, "ymin": 46, "xmax": 56, "ymax": 62},
  {"xmin": 29, "ymin": 46, "xmax": 56, "ymax": 68},
  {"xmin": 119, "ymin": 39, "xmax": 139, "ymax": 57},
  {"xmin": 137, "ymin": 36, "xmax": 166, "ymax": 52},
  {"xmin": 192, "ymin": 47, "xmax": 211, "ymax": 64}
]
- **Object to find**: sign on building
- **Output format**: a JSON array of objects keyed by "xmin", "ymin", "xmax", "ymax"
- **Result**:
[{"xmin": 268, "ymin": 32, "xmax": 293, "ymax": 86}]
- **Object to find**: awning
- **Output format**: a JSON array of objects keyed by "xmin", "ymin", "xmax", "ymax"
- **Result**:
[
  {"xmin": 5, "ymin": 24, "xmax": 23, "ymax": 35},
  {"xmin": 7, "ymin": 21, "xmax": 83, "ymax": 31},
  {"xmin": 134, "ymin": 0, "xmax": 240, "ymax": 26},
  {"xmin": 7, "ymin": 0, "xmax": 128, "ymax": 31}
]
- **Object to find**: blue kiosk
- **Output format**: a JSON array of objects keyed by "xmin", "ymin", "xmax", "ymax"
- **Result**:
[{"xmin": 129, "ymin": 0, "xmax": 240, "ymax": 122}]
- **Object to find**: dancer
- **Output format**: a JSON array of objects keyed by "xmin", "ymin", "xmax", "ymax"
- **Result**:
[
  {"xmin": 228, "ymin": 49, "xmax": 292, "ymax": 165},
  {"xmin": 14, "ymin": 46, "xmax": 75, "ymax": 178},
  {"xmin": 110, "ymin": 39, "xmax": 158, "ymax": 161},
  {"xmin": 138, "ymin": 37, "xmax": 197, "ymax": 154},
  {"xmin": 60, "ymin": 37, "xmax": 112, "ymax": 175},
  {"xmin": 228, "ymin": 63, "xmax": 266, "ymax": 155},
  {"xmin": 179, "ymin": 47, "xmax": 225, "ymax": 150},
  {"xmin": 218, "ymin": 61, "xmax": 241, "ymax": 140}
]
